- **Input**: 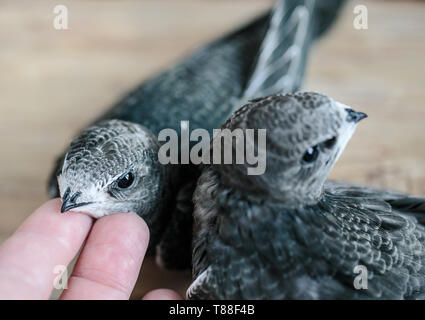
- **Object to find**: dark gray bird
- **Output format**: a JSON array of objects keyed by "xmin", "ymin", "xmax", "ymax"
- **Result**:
[
  {"xmin": 188, "ymin": 92, "xmax": 425, "ymax": 299},
  {"xmin": 48, "ymin": 0, "xmax": 346, "ymax": 269}
]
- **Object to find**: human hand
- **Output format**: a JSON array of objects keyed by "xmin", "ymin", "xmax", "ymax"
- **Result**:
[{"xmin": 0, "ymin": 199, "xmax": 181, "ymax": 300}]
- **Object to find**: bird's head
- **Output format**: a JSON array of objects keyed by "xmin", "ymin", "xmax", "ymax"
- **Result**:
[
  {"xmin": 217, "ymin": 92, "xmax": 367, "ymax": 205},
  {"xmin": 57, "ymin": 120, "xmax": 166, "ymax": 220}
]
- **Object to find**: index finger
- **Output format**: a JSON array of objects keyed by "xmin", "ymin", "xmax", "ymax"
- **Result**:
[
  {"xmin": 0, "ymin": 199, "xmax": 93, "ymax": 299},
  {"xmin": 60, "ymin": 212, "xmax": 149, "ymax": 300}
]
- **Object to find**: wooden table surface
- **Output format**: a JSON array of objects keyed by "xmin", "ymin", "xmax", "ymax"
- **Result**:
[{"xmin": 0, "ymin": 0, "xmax": 424, "ymax": 298}]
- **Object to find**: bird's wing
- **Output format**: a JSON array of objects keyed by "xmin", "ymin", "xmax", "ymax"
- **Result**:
[
  {"xmin": 326, "ymin": 180, "xmax": 425, "ymax": 224},
  {"xmin": 95, "ymin": 13, "xmax": 270, "ymax": 135},
  {"xmin": 243, "ymin": 0, "xmax": 346, "ymax": 100},
  {"xmin": 319, "ymin": 181, "xmax": 425, "ymax": 299},
  {"xmin": 325, "ymin": 180, "xmax": 407, "ymax": 199},
  {"xmin": 93, "ymin": 0, "xmax": 347, "ymax": 134}
]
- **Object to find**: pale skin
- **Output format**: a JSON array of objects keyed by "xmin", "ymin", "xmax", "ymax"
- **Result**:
[{"xmin": 0, "ymin": 199, "xmax": 181, "ymax": 300}]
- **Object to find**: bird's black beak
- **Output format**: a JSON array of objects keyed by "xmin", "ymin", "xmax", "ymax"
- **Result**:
[
  {"xmin": 345, "ymin": 108, "xmax": 367, "ymax": 123},
  {"xmin": 61, "ymin": 187, "xmax": 92, "ymax": 213}
]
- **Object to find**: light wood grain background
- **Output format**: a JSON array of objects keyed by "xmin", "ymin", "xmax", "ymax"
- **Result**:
[{"xmin": 0, "ymin": 0, "xmax": 424, "ymax": 298}]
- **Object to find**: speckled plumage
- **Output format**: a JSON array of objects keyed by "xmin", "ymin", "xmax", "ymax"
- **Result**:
[
  {"xmin": 48, "ymin": 0, "xmax": 346, "ymax": 269},
  {"xmin": 188, "ymin": 92, "xmax": 425, "ymax": 299}
]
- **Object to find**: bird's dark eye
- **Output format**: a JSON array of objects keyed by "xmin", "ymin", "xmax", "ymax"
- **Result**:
[
  {"xmin": 302, "ymin": 145, "xmax": 319, "ymax": 163},
  {"xmin": 117, "ymin": 172, "xmax": 135, "ymax": 189},
  {"xmin": 323, "ymin": 136, "xmax": 337, "ymax": 149}
]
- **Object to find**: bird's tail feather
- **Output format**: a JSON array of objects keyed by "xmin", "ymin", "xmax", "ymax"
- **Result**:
[{"xmin": 243, "ymin": 0, "xmax": 346, "ymax": 100}]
